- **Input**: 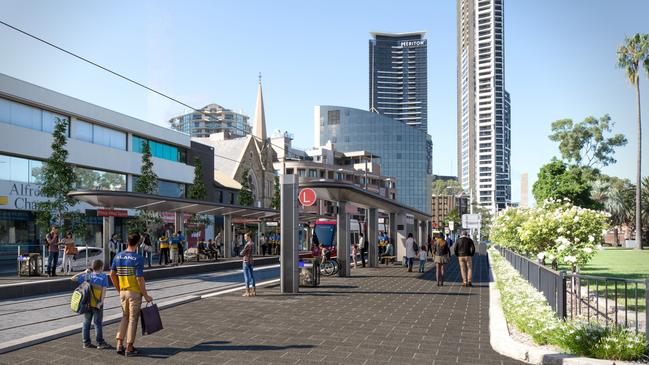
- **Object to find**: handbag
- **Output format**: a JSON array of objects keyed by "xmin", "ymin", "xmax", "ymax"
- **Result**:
[{"xmin": 140, "ymin": 302, "xmax": 163, "ymax": 335}]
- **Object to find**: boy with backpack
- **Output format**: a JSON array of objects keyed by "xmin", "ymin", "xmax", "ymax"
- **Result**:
[{"xmin": 70, "ymin": 259, "xmax": 111, "ymax": 349}]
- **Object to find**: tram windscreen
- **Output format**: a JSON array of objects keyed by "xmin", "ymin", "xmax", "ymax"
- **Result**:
[{"xmin": 313, "ymin": 224, "xmax": 336, "ymax": 248}]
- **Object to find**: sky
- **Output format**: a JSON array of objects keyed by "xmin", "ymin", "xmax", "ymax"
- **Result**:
[{"xmin": 1, "ymin": 0, "xmax": 648, "ymax": 205}]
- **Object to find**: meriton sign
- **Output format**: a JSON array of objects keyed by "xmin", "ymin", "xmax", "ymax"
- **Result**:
[{"xmin": 400, "ymin": 40, "xmax": 425, "ymax": 48}]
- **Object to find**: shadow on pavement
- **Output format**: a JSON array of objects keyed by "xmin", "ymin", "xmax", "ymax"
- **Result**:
[{"xmin": 139, "ymin": 341, "xmax": 315, "ymax": 359}]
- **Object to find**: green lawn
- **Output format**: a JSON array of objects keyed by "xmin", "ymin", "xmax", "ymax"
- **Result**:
[
  {"xmin": 580, "ymin": 248, "xmax": 649, "ymax": 280},
  {"xmin": 578, "ymin": 248, "xmax": 648, "ymax": 312}
]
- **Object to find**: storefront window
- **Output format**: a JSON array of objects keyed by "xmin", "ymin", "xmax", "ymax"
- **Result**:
[{"xmin": 75, "ymin": 167, "xmax": 126, "ymax": 191}]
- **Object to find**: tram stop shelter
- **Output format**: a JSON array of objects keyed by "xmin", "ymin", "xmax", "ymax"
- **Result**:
[
  {"xmin": 68, "ymin": 190, "xmax": 280, "ymax": 270},
  {"xmin": 279, "ymin": 176, "xmax": 432, "ymax": 293}
]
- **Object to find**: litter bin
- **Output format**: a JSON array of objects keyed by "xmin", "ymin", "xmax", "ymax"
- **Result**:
[
  {"xmin": 298, "ymin": 258, "xmax": 320, "ymax": 287},
  {"xmin": 18, "ymin": 253, "xmax": 43, "ymax": 277}
]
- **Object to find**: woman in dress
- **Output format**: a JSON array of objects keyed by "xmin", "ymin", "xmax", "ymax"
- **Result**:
[{"xmin": 432, "ymin": 233, "xmax": 451, "ymax": 286}]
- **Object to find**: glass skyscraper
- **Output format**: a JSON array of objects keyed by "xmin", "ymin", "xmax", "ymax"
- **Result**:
[
  {"xmin": 315, "ymin": 106, "xmax": 432, "ymax": 214},
  {"xmin": 369, "ymin": 32, "xmax": 428, "ymax": 132}
]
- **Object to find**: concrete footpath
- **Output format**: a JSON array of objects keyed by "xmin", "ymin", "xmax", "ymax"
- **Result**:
[{"xmin": 0, "ymin": 255, "xmax": 523, "ymax": 365}]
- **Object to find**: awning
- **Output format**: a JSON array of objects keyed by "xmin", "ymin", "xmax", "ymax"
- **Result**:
[
  {"xmin": 68, "ymin": 190, "xmax": 280, "ymax": 220},
  {"xmin": 298, "ymin": 181, "xmax": 431, "ymax": 222}
]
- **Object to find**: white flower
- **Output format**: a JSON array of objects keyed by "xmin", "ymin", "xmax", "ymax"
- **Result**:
[
  {"xmin": 588, "ymin": 235, "xmax": 594, "ymax": 242},
  {"xmin": 583, "ymin": 247, "xmax": 593, "ymax": 254},
  {"xmin": 537, "ymin": 252, "xmax": 546, "ymax": 260},
  {"xmin": 564, "ymin": 255, "xmax": 577, "ymax": 264}
]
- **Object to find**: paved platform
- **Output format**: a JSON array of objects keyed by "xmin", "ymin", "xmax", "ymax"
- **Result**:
[{"xmin": 0, "ymin": 254, "xmax": 522, "ymax": 365}]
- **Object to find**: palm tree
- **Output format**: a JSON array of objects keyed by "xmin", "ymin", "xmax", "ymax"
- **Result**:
[
  {"xmin": 617, "ymin": 33, "xmax": 649, "ymax": 249},
  {"xmin": 605, "ymin": 186, "xmax": 632, "ymax": 246}
]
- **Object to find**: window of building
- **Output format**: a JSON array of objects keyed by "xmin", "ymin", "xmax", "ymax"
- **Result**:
[
  {"xmin": 132, "ymin": 135, "xmax": 186, "ymax": 163},
  {"xmin": 0, "ymin": 97, "xmax": 69, "ymax": 134},
  {"xmin": 327, "ymin": 110, "xmax": 340, "ymax": 125},
  {"xmin": 75, "ymin": 167, "xmax": 126, "ymax": 191},
  {"xmin": 75, "ymin": 120, "xmax": 126, "ymax": 150},
  {"xmin": 131, "ymin": 176, "xmax": 185, "ymax": 198}
]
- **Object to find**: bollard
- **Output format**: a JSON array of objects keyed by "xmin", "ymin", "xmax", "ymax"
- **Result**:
[{"xmin": 17, "ymin": 245, "xmax": 20, "ymax": 277}]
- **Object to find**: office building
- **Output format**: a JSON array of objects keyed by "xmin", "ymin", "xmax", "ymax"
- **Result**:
[
  {"xmin": 168, "ymin": 103, "xmax": 251, "ymax": 139},
  {"xmin": 0, "ymin": 73, "xmax": 194, "ymax": 263},
  {"xmin": 274, "ymin": 140, "xmax": 397, "ymax": 200},
  {"xmin": 457, "ymin": 0, "xmax": 511, "ymax": 212},
  {"xmin": 315, "ymin": 105, "xmax": 432, "ymax": 214},
  {"xmin": 369, "ymin": 32, "xmax": 428, "ymax": 131},
  {"xmin": 431, "ymin": 193, "xmax": 469, "ymax": 229}
]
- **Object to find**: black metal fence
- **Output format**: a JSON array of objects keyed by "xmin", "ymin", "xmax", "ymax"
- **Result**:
[{"xmin": 495, "ymin": 246, "xmax": 648, "ymax": 339}]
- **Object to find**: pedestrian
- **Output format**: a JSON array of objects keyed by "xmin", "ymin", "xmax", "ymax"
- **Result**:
[
  {"xmin": 418, "ymin": 244, "xmax": 427, "ymax": 273},
  {"xmin": 177, "ymin": 231, "xmax": 185, "ymax": 264},
  {"xmin": 110, "ymin": 232, "xmax": 153, "ymax": 357},
  {"xmin": 241, "ymin": 232, "xmax": 256, "ymax": 297},
  {"xmin": 311, "ymin": 241, "xmax": 322, "ymax": 272},
  {"xmin": 140, "ymin": 232, "xmax": 153, "ymax": 268},
  {"xmin": 454, "ymin": 230, "xmax": 476, "ymax": 287},
  {"xmin": 260, "ymin": 233, "xmax": 268, "ymax": 257},
  {"xmin": 445, "ymin": 234, "xmax": 454, "ymax": 251},
  {"xmin": 427, "ymin": 234, "xmax": 433, "ymax": 256},
  {"xmin": 45, "ymin": 226, "xmax": 60, "ymax": 277},
  {"xmin": 170, "ymin": 232, "xmax": 180, "ymax": 266},
  {"xmin": 109, "ymin": 234, "xmax": 119, "ymax": 266},
  {"xmin": 351, "ymin": 240, "xmax": 358, "ymax": 268},
  {"xmin": 403, "ymin": 233, "xmax": 417, "ymax": 272},
  {"xmin": 215, "ymin": 231, "xmax": 223, "ymax": 257},
  {"xmin": 432, "ymin": 233, "xmax": 451, "ymax": 286},
  {"xmin": 358, "ymin": 233, "xmax": 366, "ymax": 268},
  {"xmin": 62, "ymin": 232, "xmax": 77, "ymax": 275},
  {"xmin": 71, "ymin": 259, "xmax": 112, "ymax": 349},
  {"xmin": 158, "ymin": 232, "xmax": 170, "ymax": 266}
]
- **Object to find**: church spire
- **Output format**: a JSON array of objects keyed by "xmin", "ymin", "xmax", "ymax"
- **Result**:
[{"xmin": 253, "ymin": 73, "xmax": 267, "ymax": 140}]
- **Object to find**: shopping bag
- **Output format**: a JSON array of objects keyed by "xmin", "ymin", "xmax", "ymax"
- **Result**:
[{"xmin": 140, "ymin": 302, "xmax": 163, "ymax": 335}]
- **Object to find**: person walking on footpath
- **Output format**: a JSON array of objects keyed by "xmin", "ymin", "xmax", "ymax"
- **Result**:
[
  {"xmin": 109, "ymin": 234, "xmax": 120, "ymax": 266},
  {"xmin": 418, "ymin": 243, "xmax": 427, "ymax": 273},
  {"xmin": 427, "ymin": 234, "xmax": 433, "ymax": 257},
  {"xmin": 45, "ymin": 226, "xmax": 60, "ymax": 277},
  {"xmin": 241, "ymin": 232, "xmax": 256, "ymax": 297},
  {"xmin": 110, "ymin": 232, "xmax": 153, "ymax": 357},
  {"xmin": 62, "ymin": 232, "xmax": 77, "ymax": 275},
  {"xmin": 432, "ymin": 233, "xmax": 451, "ymax": 286},
  {"xmin": 358, "ymin": 233, "xmax": 366, "ymax": 268},
  {"xmin": 140, "ymin": 232, "xmax": 153, "ymax": 268},
  {"xmin": 403, "ymin": 233, "xmax": 417, "ymax": 272},
  {"xmin": 71, "ymin": 259, "xmax": 112, "ymax": 349},
  {"xmin": 454, "ymin": 230, "xmax": 476, "ymax": 287},
  {"xmin": 311, "ymin": 241, "xmax": 322, "ymax": 273},
  {"xmin": 158, "ymin": 232, "xmax": 170, "ymax": 266}
]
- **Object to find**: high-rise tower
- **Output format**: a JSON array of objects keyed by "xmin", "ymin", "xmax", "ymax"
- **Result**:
[
  {"xmin": 457, "ymin": 0, "xmax": 511, "ymax": 212},
  {"xmin": 369, "ymin": 32, "xmax": 428, "ymax": 131}
]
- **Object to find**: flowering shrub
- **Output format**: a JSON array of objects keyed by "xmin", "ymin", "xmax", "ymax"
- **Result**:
[
  {"xmin": 491, "ymin": 198, "xmax": 609, "ymax": 268},
  {"xmin": 490, "ymin": 248, "xmax": 648, "ymax": 361}
]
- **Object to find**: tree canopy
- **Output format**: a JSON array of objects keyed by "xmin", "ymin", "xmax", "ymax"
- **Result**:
[
  {"xmin": 431, "ymin": 179, "xmax": 463, "ymax": 195},
  {"xmin": 187, "ymin": 156, "xmax": 207, "ymax": 200},
  {"xmin": 549, "ymin": 114, "xmax": 627, "ymax": 169},
  {"xmin": 532, "ymin": 159, "xmax": 596, "ymax": 209},
  {"xmin": 133, "ymin": 141, "xmax": 158, "ymax": 194},
  {"xmin": 238, "ymin": 169, "xmax": 254, "ymax": 206}
]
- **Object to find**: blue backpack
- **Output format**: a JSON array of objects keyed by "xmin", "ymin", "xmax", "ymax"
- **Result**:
[{"xmin": 70, "ymin": 275, "xmax": 96, "ymax": 314}]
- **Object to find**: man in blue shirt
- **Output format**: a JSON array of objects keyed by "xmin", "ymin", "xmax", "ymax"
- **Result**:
[
  {"xmin": 71, "ymin": 259, "xmax": 111, "ymax": 349},
  {"xmin": 110, "ymin": 232, "xmax": 153, "ymax": 357},
  {"xmin": 177, "ymin": 231, "xmax": 185, "ymax": 264}
]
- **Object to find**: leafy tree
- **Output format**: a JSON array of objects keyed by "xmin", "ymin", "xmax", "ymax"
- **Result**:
[
  {"xmin": 591, "ymin": 177, "xmax": 634, "ymax": 245},
  {"xmin": 35, "ymin": 117, "xmax": 85, "ymax": 237},
  {"xmin": 238, "ymin": 169, "xmax": 254, "ymax": 206},
  {"xmin": 431, "ymin": 179, "xmax": 464, "ymax": 195},
  {"xmin": 133, "ymin": 140, "xmax": 158, "ymax": 194},
  {"xmin": 442, "ymin": 208, "xmax": 460, "ymax": 231},
  {"xmin": 617, "ymin": 33, "xmax": 649, "ymax": 250},
  {"xmin": 532, "ymin": 159, "xmax": 596, "ymax": 209},
  {"xmin": 549, "ymin": 114, "xmax": 627, "ymax": 169},
  {"xmin": 271, "ymin": 175, "xmax": 280, "ymax": 210},
  {"xmin": 129, "ymin": 140, "xmax": 161, "ymax": 234},
  {"xmin": 471, "ymin": 203, "xmax": 492, "ymax": 241},
  {"xmin": 187, "ymin": 156, "xmax": 207, "ymax": 200},
  {"xmin": 186, "ymin": 156, "xmax": 209, "ymax": 237}
]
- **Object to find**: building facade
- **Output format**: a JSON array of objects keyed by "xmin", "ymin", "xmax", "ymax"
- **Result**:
[
  {"xmin": 0, "ymin": 73, "xmax": 194, "ymax": 264},
  {"xmin": 273, "ymin": 141, "xmax": 397, "ymax": 200},
  {"xmin": 168, "ymin": 103, "xmax": 251, "ymax": 139},
  {"xmin": 457, "ymin": 0, "xmax": 511, "ymax": 212},
  {"xmin": 431, "ymin": 194, "xmax": 469, "ymax": 230},
  {"xmin": 369, "ymin": 32, "xmax": 428, "ymax": 131},
  {"xmin": 315, "ymin": 105, "xmax": 432, "ymax": 214}
]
